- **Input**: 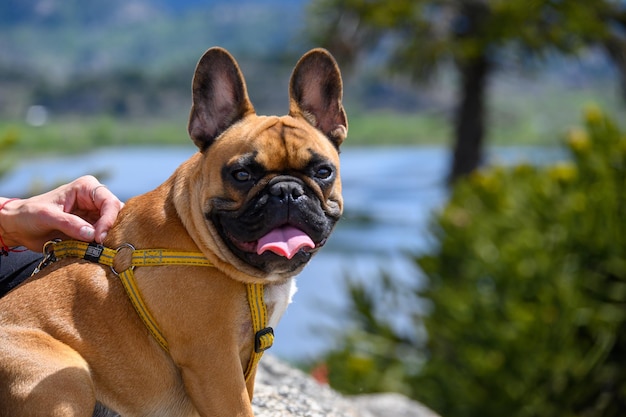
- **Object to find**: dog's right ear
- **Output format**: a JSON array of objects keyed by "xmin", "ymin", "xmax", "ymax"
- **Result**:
[{"xmin": 188, "ymin": 47, "xmax": 255, "ymax": 151}]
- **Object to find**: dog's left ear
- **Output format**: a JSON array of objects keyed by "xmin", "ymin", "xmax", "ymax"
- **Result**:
[
  {"xmin": 188, "ymin": 47, "xmax": 256, "ymax": 151},
  {"xmin": 289, "ymin": 49, "xmax": 348, "ymax": 148}
]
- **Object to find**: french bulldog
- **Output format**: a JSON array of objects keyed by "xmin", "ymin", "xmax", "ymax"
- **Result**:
[{"xmin": 0, "ymin": 46, "xmax": 347, "ymax": 417}]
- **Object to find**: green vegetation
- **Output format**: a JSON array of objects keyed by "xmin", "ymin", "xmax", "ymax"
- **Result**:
[
  {"xmin": 0, "ymin": 116, "xmax": 190, "ymax": 158},
  {"xmin": 489, "ymin": 79, "xmax": 623, "ymax": 146},
  {"xmin": 0, "ymin": 77, "xmax": 621, "ymax": 159},
  {"xmin": 0, "ymin": 127, "xmax": 19, "ymax": 177},
  {"xmin": 319, "ymin": 106, "xmax": 626, "ymax": 416},
  {"xmin": 326, "ymin": 111, "xmax": 450, "ymax": 146}
]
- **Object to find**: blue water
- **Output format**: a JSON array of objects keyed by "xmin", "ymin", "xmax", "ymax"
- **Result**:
[{"xmin": 0, "ymin": 145, "xmax": 564, "ymax": 360}]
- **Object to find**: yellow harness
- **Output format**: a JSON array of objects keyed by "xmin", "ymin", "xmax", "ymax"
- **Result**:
[{"xmin": 35, "ymin": 240, "xmax": 274, "ymax": 382}]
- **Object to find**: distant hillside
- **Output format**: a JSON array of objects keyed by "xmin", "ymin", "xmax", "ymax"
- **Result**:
[
  {"xmin": 0, "ymin": 0, "xmax": 619, "ymax": 134},
  {"xmin": 0, "ymin": 0, "xmax": 313, "ymax": 118},
  {"xmin": 0, "ymin": 0, "xmax": 307, "ymax": 75},
  {"xmin": 0, "ymin": 0, "xmax": 308, "ymax": 27}
]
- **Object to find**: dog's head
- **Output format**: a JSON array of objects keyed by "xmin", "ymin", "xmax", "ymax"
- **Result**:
[{"xmin": 185, "ymin": 47, "xmax": 347, "ymax": 282}]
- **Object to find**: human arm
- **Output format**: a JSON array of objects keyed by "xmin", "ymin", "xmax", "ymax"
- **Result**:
[{"xmin": 0, "ymin": 176, "xmax": 123, "ymax": 252}]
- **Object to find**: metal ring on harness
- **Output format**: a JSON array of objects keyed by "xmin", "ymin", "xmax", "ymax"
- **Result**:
[
  {"xmin": 42, "ymin": 239, "xmax": 60, "ymax": 255},
  {"xmin": 110, "ymin": 242, "xmax": 136, "ymax": 276}
]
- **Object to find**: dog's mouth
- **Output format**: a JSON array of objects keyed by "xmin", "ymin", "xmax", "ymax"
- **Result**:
[
  {"xmin": 256, "ymin": 225, "xmax": 316, "ymax": 258},
  {"xmin": 210, "ymin": 191, "xmax": 336, "ymax": 274},
  {"xmin": 227, "ymin": 225, "xmax": 322, "ymax": 259},
  {"xmin": 215, "ymin": 218, "xmax": 330, "ymax": 275}
]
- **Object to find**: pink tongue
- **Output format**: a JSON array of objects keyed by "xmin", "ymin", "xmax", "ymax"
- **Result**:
[{"xmin": 256, "ymin": 226, "xmax": 315, "ymax": 259}]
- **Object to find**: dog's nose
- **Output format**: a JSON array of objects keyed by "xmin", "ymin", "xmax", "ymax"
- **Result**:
[{"xmin": 269, "ymin": 180, "xmax": 304, "ymax": 202}]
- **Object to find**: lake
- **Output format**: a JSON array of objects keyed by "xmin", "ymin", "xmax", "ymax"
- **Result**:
[{"xmin": 0, "ymin": 145, "xmax": 564, "ymax": 361}]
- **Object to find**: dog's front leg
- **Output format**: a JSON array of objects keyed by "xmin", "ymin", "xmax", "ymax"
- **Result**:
[{"xmin": 178, "ymin": 354, "xmax": 254, "ymax": 417}]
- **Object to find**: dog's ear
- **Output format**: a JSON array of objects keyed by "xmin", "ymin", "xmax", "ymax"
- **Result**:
[
  {"xmin": 289, "ymin": 49, "xmax": 348, "ymax": 148},
  {"xmin": 188, "ymin": 47, "xmax": 255, "ymax": 151}
]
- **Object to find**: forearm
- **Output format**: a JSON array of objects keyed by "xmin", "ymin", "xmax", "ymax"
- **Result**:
[{"xmin": 0, "ymin": 197, "xmax": 22, "ymax": 248}]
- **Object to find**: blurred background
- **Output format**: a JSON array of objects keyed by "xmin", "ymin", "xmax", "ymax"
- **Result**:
[{"xmin": 1, "ymin": 1, "xmax": 625, "ymax": 416}]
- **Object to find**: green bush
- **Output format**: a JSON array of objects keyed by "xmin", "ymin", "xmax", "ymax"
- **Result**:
[
  {"xmin": 321, "ymin": 106, "xmax": 626, "ymax": 417},
  {"xmin": 0, "ymin": 126, "xmax": 19, "ymax": 178}
]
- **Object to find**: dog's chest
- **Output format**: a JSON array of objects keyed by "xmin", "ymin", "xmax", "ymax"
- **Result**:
[{"xmin": 264, "ymin": 278, "xmax": 297, "ymax": 329}]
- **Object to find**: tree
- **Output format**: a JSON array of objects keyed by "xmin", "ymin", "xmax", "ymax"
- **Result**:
[
  {"xmin": 603, "ymin": 8, "xmax": 626, "ymax": 103},
  {"xmin": 307, "ymin": 0, "xmax": 624, "ymax": 181}
]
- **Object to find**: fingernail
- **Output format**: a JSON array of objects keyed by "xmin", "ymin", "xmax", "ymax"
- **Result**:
[
  {"xmin": 80, "ymin": 226, "xmax": 95, "ymax": 240},
  {"xmin": 98, "ymin": 232, "xmax": 108, "ymax": 243}
]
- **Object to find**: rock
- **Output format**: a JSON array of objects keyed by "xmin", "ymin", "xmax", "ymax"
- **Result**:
[
  {"xmin": 253, "ymin": 355, "xmax": 440, "ymax": 417},
  {"xmin": 351, "ymin": 393, "xmax": 441, "ymax": 417}
]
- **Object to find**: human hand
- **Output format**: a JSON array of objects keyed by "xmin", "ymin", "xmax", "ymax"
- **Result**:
[{"xmin": 0, "ymin": 175, "xmax": 124, "ymax": 252}]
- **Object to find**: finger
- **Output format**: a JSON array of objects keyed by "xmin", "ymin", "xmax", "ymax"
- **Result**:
[
  {"xmin": 63, "ymin": 175, "xmax": 101, "ymax": 212},
  {"xmin": 50, "ymin": 211, "xmax": 97, "ymax": 242},
  {"xmin": 90, "ymin": 185, "xmax": 108, "ymax": 206},
  {"xmin": 93, "ymin": 198, "xmax": 124, "ymax": 243}
]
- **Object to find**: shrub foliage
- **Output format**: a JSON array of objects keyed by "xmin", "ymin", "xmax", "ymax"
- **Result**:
[
  {"xmin": 322, "ymin": 107, "xmax": 626, "ymax": 417},
  {"xmin": 0, "ymin": 127, "xmax": 18, "ymax": 178}
]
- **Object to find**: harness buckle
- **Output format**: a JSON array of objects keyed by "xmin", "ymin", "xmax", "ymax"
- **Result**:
[
  {"xmin": 254, "ymin": 327, "xmax": 274, "ymax": 353},
  {"xmin": 83, "ymin": 242, "xmax": 104, "ymax": 263}
]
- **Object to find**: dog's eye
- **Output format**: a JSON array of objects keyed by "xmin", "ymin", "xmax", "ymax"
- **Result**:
[
  {"xmin": 232, "ymin": 169, "xmax": 252, "ymax": 182},
  {"xmin": 315, "ymin": 166, "xmax": 333, "ymax": 180}
]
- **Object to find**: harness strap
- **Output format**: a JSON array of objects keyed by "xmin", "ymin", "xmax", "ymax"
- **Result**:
[
  {"xmin": 37, "ymin": 240, "xmax": 272, "ymax": 382},
  {"xmin": 118, "ymin": 267, "xmax": 171, "ymax": 352},
  {"xmin": 244, "ymin": 283, "xmax": 274, "ymax": 379}
]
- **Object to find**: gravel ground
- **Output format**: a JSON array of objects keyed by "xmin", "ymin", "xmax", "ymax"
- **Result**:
[{"xmin": 254, "ymin": 355, "xmax": 441, "ymax": 417}]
